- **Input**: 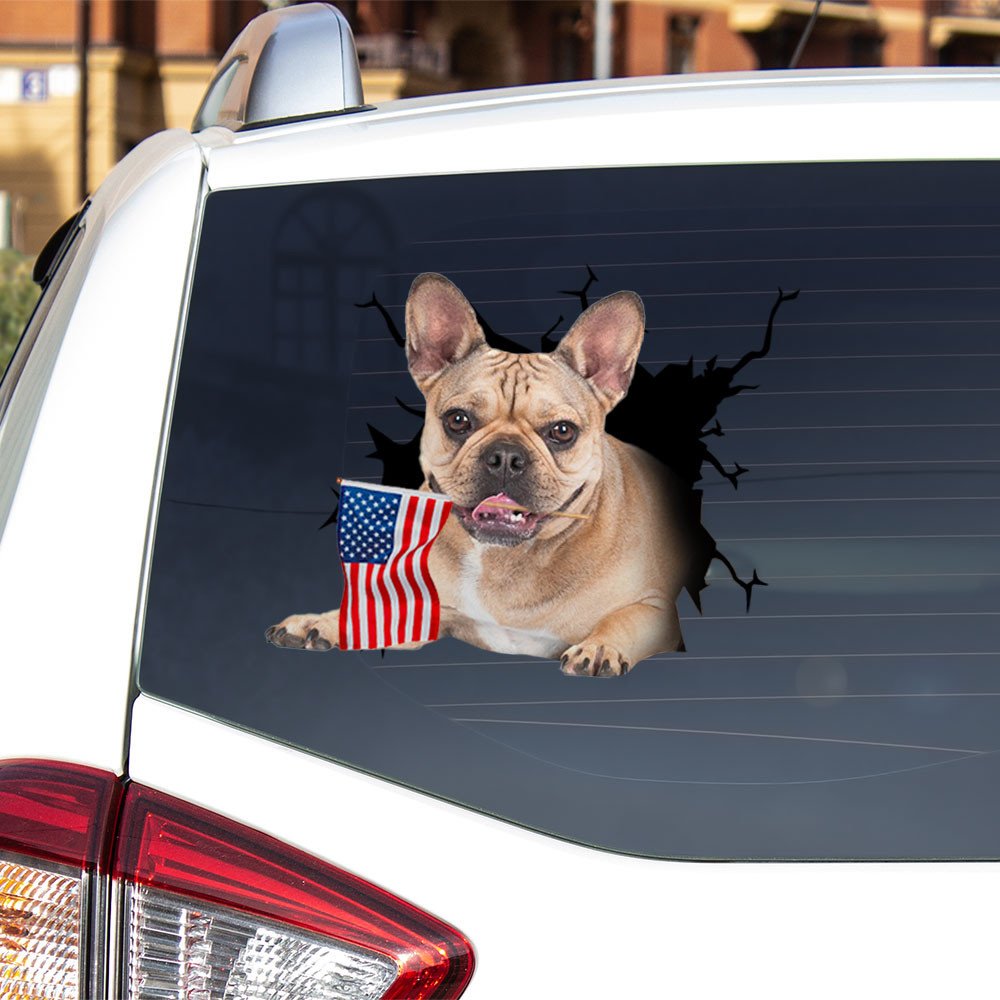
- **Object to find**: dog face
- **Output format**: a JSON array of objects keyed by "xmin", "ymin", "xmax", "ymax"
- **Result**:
[{"xmin": 405, "ymin": 273, "xmax": 645, "ymax": 546}]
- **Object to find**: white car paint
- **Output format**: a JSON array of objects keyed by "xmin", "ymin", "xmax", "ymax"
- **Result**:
[
  {"xmin": 2, "ymin": 69, "xmax": 999, "ymax": 998},
  {"xmin": 130, "ymin": 694, "xmax": 1000, "ymax": 1000},
  {"xmin": 204, "ymin": 68, "xmax": 1000, "ymax": 192},
  {"xmin": 0, "ymin": 130, "xmax": 203, "ymax": 773}
]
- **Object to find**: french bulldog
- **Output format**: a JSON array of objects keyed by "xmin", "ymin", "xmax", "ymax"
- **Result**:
[{"xmin": 267, "ymin": 272, "xmax": 691, "ymax": 676}]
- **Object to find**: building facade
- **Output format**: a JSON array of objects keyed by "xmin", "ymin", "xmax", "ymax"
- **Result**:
[
  {"xmin": 2, "ymin": 0, "xmax": 1000, "ymax": 254},
  {"xmin": 0, "ymin": 0, "xmax": 263, "ymax": 252}
]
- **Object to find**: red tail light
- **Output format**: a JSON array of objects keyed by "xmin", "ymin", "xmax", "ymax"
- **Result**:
[
  {"xmin": 116, "ymin": 784, "xmax": 474, "ymax": 999},
  {"xmin": 0, "ymin": 760, "xmax": 475, "ymax": 999},
  {"xmin": 0, "ymin": 758, "xmax": 123, "ymax": 869},
  {"xmin": 0, "ymin": 760, "xmax": 122, "ymax": 999}
]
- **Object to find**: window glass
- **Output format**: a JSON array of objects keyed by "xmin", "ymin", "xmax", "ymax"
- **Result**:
[{"xmin": 140, "ymin": 163, "xmax": 1000, "ymax": 859}]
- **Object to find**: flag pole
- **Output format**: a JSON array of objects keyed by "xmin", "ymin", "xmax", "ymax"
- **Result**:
[{"xmin": 336, "ymin": 477, "xmax": 588, "ymax": 519}]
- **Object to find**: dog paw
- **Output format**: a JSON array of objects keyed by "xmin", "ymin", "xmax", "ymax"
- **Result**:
[
  {"xmin": 559, "ymin": 642, "xmax": 631, "ymax": 677},
  {"xmin": 266, "ymin": 611, "xmax": 339, "ymax": 651}
]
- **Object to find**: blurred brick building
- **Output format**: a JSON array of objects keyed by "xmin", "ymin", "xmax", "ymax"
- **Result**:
[
  {"xmin": 3, "ymin": 0, "xmax": 1000, "ymax": 254},
  {"xmin": 0, "ymin": 0, "xmax": 259, "ymax": 252}
]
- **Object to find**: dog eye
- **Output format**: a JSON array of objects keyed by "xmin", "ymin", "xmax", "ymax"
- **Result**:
[
  {"xmin": 443, "ymin": 409, "xmax": 473, "ymax": 436},
  {"xmin": 547, "ymin": 421, "xmax": 578, "ymax": 446}
]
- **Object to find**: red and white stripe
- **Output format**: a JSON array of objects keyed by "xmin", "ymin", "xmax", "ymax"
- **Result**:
[{"xmin": 339, "ymin": 490, "xmax": 451, "ymax": 651}]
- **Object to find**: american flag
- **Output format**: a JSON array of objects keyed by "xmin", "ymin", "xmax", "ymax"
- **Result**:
[{"xmin": 337, "ymin": 479, "xmax": 453, "ymax": 650}]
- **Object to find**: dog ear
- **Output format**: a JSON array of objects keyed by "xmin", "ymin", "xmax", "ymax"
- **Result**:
[
  {"xmin": 405, "ymin": 273, "xmax": 486, "ymax": 384},
  {"xmin": 556, "ymin": 291, "xmax": 645, "ymax": 409}
]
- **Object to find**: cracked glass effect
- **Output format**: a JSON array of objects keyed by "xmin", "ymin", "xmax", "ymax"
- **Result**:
[
  {"xmin": 126, "ymin": 885, "xmax": 398, "ymax": 1000},
  {"xmin": 0, "ymin": 857, "xmax": 81, "ymax": 1000},
  {"xmin": 349, "ymin": 272, "xmax": 791, "ymax": 611}
]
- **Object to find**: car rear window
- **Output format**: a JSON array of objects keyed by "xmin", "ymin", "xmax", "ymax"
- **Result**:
[{"xmin": 139, "ymin": 161, "xmax": 1000, "ymax": 860}]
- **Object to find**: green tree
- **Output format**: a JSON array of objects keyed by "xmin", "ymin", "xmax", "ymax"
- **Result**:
[{"xmin": 0, "ymin": 251, "xmax": 39, "ymax": 378}]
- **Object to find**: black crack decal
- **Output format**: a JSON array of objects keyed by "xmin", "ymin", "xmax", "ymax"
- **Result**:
[{"xmin": 329, "ymin": 270, "xmax": 799, "ymax": 614}]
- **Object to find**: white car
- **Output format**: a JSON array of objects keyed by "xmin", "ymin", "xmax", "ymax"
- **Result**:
[{"xmin": 2, "ymin": 4, "xmax": 1000, "ymax": 998}]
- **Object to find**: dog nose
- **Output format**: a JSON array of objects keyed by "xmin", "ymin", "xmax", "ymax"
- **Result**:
[{"xmin": 484, "ymin": 440, "xmax": 529, "ymax": 478}]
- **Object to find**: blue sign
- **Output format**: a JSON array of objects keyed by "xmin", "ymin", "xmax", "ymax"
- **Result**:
[{"xmin": 21, "ymin": 70, "xmax": 47, "ymax": 102}]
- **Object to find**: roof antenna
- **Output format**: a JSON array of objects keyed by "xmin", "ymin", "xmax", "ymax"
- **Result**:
[{"xmin": 788, "ymin": 0, "xmax": 823, "ymax": 69}]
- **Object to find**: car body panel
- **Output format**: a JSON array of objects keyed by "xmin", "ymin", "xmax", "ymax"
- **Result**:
[
  {"xmin": 0, "ymin": 130, "xmax": 203, "ymax": 774},
  {"xmin": 130, "ymin": 693, "xmax": 1000, "ymax": 1000},
  {"xmin": 201, "ymin": 69, "xmax": 1000, "ymax": 193}
]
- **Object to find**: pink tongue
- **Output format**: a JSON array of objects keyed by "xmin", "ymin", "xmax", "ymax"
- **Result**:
[{"xmin": 471, "ymin": 492, "xmax": 523, "ymax": 520}]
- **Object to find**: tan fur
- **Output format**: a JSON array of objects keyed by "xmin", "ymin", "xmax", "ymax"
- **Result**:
[
  {"xmin": 269, "ymin": 273, "xmax": 691, "ymax": 676},
  {"xmin": 429, "ymin": 432, "xmax": 689, "ymax": 673}
]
